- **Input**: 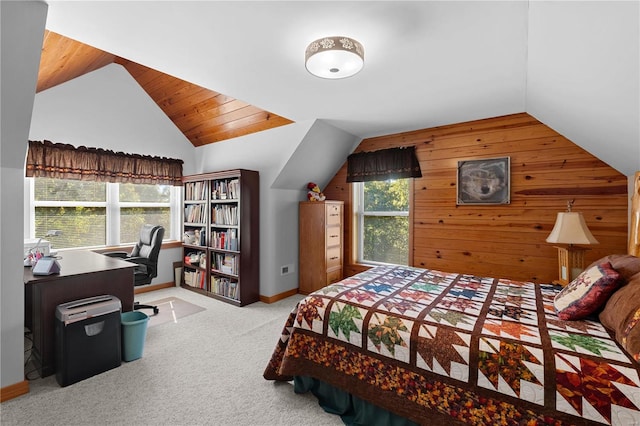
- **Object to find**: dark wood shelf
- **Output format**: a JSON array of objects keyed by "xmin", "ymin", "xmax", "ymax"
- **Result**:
[{"xmin": 181, "ymin": 169, "xmax": 260, "ymax": 306}]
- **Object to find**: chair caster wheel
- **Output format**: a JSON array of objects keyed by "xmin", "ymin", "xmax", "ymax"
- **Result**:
[{"xmin": 153, "ymin": 307, "xmax": 159, "ymax": 315}]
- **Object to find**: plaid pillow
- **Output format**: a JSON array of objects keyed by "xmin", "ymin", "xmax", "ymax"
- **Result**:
[{"xmin": 554, "ymin": 261, "xmax": 624, "ymax": 320}]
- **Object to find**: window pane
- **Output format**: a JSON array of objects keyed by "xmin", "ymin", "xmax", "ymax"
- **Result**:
[
  {"xmin": 120, "ymin": 207, "xmax": 170, "ymax": 244},
  {"xmin": 363, "ymin": 216, "xmax": 409, "ymax": 265},
  {"xmin": 34, "ymin": 178, "xmax": 106, "ymax": 202},
  {"xmin": 119, "ymin": 183, "xmax": 171, "ymax": 202},
  {"xmin": 35, "ymin": 207, "xmax": 106, "ymax": 248},
  {"xmin": 364, "ymin": 180, "xmax": 409, "ymax": 212}
]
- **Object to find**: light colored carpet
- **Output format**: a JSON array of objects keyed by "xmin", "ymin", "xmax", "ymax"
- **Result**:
[{"xmin": 2, "ymin": 287, "xmax": 343, "ymax": 426}]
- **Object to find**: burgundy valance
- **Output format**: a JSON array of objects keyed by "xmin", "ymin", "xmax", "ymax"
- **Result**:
[
  {"xmin": 25, "ymin": 140, "xmax": 183, "ymax": 186},
  {"xmin": 346, "ymin": 146, "xmax": 422, "ymax": 182}
]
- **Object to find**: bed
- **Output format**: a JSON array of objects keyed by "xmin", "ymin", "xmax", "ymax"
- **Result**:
[{"xmin": 264, "ymin": 173, "xmax": 640, "ymax": 426}]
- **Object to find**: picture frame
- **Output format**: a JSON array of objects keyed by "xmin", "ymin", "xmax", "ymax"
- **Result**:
[{"xmin": 457, "ymin": 157, "xmax": 510, "ymax": 205}]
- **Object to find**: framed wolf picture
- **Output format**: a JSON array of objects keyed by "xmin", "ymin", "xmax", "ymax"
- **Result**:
[{"xmin": 457, "ymin": 157, "xmax": 510, "ymax": 205}]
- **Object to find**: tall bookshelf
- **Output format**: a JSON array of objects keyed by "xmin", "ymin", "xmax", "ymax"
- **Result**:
[{"xmin": 182, "ymin": 169, "xmax": 260, "ymax": 306}]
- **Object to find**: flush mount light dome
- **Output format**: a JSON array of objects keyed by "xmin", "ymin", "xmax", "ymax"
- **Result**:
[{"xmin": 305, "ymin": 36, "xmax": 364, "ymax": 79}]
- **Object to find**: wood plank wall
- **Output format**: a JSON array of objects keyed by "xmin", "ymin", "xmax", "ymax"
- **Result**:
[{"xmin": 323, "ymin": 113, "xmax": 629, "ymax": 283}]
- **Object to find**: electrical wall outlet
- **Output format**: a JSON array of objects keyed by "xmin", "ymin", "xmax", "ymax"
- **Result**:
[{"xmin": 280, "ymin": 264, "xmax": 295, "ymax": 275}]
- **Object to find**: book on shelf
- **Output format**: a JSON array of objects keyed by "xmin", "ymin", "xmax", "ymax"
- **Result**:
[
  {"xmin": 184, "ymin": 269, "xmax": 206, "ymax": 289},
  {"xmin": 221, "ymin": 253, "xmax": 235, "ymax": 274},
  {"xmin": 211, "ymin": 178, "xmax": 240, "ymax": 200},
  {"xmin": 210, "ymin": 229, "xmax": 239, "ymax": 251},
  {"xmin": 212, "ymin": 276, "xmax": 240, "ymax": 300},
  {"xmin": 229, "ymin": 281, "xmax": 238, "ymax": 299},
  {"xmin": 185, "ymin": 181, "xmax": 207, "ymax": 201},
  {"xmin": 229, "ymin": 229, "xmax": 238, "ymax": 251},
  {"xmin": 211, "ymin": 230, "xmax": 225, "ymax": 250},
  {"xmin": 213, "ymin": 253, "xmax": 238, "ymax": 275},
  {"xmin": 211, "ymin": 205, "xmax": 238, "ymax": 226},
  {"xmin": 184, "ymin": 204, "xmax": 206, "ymax": 223},
  {"xmin": 213, "ymin": 252, "xmax": 238, "ymax": 275}
]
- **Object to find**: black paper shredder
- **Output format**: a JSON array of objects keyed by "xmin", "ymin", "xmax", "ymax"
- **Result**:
[{"xmin": 55, "ymin": 295, "xmax": 122, "ymax": 387}]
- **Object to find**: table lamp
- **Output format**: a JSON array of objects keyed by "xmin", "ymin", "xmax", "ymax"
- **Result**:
[
  {"xmin": 546, "ymin": 200, "xmax": 599, "ymax": 286},
  {"xmin": 24, "ymin": 230, "xmax": 62, "ymax": 266}
]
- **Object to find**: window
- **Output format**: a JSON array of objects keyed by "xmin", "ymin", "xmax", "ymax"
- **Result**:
[
  {"xmin": 354, "ymin": 179, "xmax": 409, "ymax": 265},
  {"xmin": 29, "ymin": 177, "xmax": 180, "ymax": 249},
  {"xmin": 118, "ymin": 183, "xmax": 172, "ymax": 244}
]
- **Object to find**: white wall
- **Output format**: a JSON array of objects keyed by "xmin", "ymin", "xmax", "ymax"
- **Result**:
[
  {"xmin": 272, "ymin": 120, "xmax": 362, "ymax": 190},
  {"xmin": 29, "ymin": 63, "xmax": 197, "ymax": 174},
  {"xmin": 1, "ymin": 0, "xmax": 48, "ymax": 389},
  {"xmin": 197, "ymin": 119, "xmax": 360, "ymax": 297},
  {"xmin": 28, "ymin": 63, "xmax": 197, "ymax": 286},
  {"xmin": 526, "ymin": 1, "xmax": 640, "ymax": 176}
]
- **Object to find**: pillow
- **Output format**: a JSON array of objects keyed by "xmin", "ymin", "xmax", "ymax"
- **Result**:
[
  {"xmin": 584, "ymin": 254, "xmax": 640, "ymax": 283},
  {"xmin": 553, "ymin": 261, "xmax": 624, "ymax": 320},
  {"xmin": 599, "ymin": 277, "xmax": 640, "ymax": 361}
]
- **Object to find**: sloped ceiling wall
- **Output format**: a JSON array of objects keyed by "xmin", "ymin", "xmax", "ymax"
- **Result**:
[
  {"xmin": 29, "ymin": 64, "xmax": 197, "ymax": 174},
  {"xmin": 271, "ymin": 120, "xmax": 361, "ymax": 191},
  {"xmin": 526, "ymin": 1, "xmax": 639, "ymax": 176}
]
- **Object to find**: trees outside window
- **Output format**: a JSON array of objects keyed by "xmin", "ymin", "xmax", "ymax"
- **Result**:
[
  {"xmin": 35, "ymin": 206, "xmax": 107, "ymax": 248},
  {"xmin": 355, "ymin": 179, "xmax": 409, "ymax": 265},
  {"xmin": 119, "ymin": 183, "xmax": 171, "ymax": 244},
  {"xmin": 31, "ymin": 178, "xmax": 175, "ymax": 249}
]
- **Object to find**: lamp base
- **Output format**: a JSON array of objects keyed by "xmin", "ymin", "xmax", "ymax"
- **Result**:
[{"xmin": 553, "ymin": 246, "xmax": 588, "ymax": 286}]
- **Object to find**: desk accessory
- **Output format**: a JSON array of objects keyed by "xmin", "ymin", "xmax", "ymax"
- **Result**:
[{"xmin": 32, "ymin": 257, "xmax": 61, "ymax": 275}]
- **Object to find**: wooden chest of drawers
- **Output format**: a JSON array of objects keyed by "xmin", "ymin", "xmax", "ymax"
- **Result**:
[{"xmin": 299, "ymin": 200, "xmax": 344, "ymax": 294}]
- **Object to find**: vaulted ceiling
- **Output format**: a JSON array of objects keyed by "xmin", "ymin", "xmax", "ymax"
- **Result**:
[
  {"xmin": 40, "ymin": 1, "xmax": 638, "ymax": 175},
  {"xmin": 37, "ymin": 30, "xmax": 292, "ymax": 147}
]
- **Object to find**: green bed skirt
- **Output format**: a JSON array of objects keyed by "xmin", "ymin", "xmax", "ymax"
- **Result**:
[{"xmin": 293, "ymin": 376, "xmax": 419, "ymax": 426}]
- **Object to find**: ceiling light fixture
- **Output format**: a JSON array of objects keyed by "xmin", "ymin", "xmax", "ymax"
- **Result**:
[{"xmin": 305, "ymin": 36, "xmax": 364, "ymax": 79}]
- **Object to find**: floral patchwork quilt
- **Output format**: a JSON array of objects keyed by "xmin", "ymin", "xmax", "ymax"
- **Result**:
[{"xmin": 264, "ymin": 265, "xmax": 640, "ymax": 425}]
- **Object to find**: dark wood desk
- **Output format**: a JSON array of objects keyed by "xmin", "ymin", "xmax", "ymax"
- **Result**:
[{"xmin": 24, "ymin": 250, "xmax": 135, "ymax": 377}]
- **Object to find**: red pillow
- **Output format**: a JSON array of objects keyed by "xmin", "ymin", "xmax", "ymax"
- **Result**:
[{"xmin": 554, "ymin": 261, "xmax": 624, "ymax": 320}]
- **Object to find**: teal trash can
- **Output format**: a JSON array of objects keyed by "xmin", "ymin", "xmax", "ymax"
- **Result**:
[{"xmin": 120, "ymin": 311, "xmax": 149, "ymax": 361}]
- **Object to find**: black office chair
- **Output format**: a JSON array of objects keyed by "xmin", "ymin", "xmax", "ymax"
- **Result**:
[{"xmin": 106, "ymin": 224, "xmax": 165, "ymax": 315}]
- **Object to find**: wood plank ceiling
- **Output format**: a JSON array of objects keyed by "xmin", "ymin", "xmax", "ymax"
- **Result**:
[{"xmin": 37, "ymin": 30, "xmax": 293, "ymax": 147}]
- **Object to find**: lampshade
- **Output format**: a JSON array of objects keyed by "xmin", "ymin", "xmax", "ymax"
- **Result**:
[
  {"xmin": 305, "ymin": 36, "xmax": 364, "ymax": 79},
  {"xmin": 546, "ymin": 212, "xmax": 599, "ymax": 245}
]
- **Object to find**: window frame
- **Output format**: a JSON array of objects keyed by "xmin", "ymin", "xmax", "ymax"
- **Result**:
[
  {"xmin": 26, "ymin": 177, "xmax": 181, "ymax": 248},
  {"xmin": 353, "ymin": 180, "xmax": 412, "ymax": 266}
]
